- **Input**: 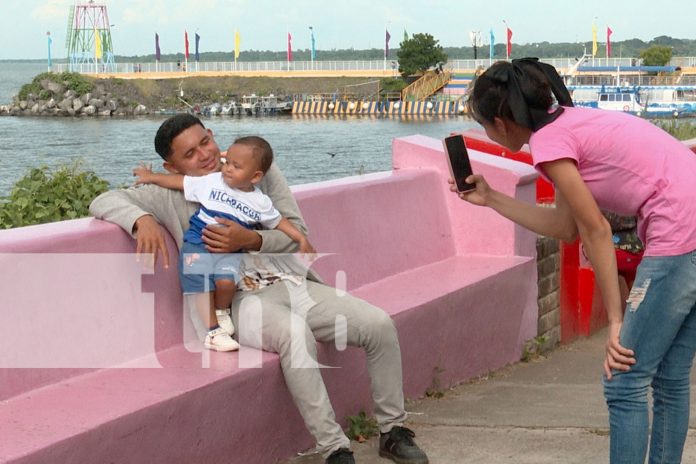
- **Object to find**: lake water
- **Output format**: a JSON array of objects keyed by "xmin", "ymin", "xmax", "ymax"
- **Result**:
[{"xmin": 0, "ymin": 61, "xmax": 477, "ymax": 196}]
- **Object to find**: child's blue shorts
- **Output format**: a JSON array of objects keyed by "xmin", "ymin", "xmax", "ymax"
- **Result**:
[{"xmin": 179, "ymin": 241, "xmax": 242, "ymax": 294}]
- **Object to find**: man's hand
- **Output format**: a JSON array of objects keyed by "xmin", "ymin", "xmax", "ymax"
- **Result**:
[
  {"xmin": 298, "ymin": 238, "xmax": 316, "ymax": 255},
  {"xmin": 604, "ymin": 321, "xmax": 636, "ymax": 380},
  {"xmin": 202, "ymin": 217, "xmax": 262, "ymax": 253},
  {"xmin": 298, "ymin": 238, "xmax": 317, "ymax": 263},
  {"xmin": 134, "ymin": 215, "xmax": 170, "ymax": 270}
]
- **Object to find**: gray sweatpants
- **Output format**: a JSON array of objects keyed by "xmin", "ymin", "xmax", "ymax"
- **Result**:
[{"xmin": 230, "ymin": 279, "xmax": 407, "ymax": 457}]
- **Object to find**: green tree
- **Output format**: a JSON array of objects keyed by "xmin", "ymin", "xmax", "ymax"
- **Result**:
[
  {"xmin": 639, "ymin": 45, "xmax": 673, "ymax": 66},
  {"xmin": 396, "ymin": 33, "xmax": 448, "ymax": 78}
]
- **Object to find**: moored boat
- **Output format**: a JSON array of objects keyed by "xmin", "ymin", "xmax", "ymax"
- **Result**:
[
  {"xmin": 569, "ymin": 84, "xmax": 696, "ymax": 118},
  {"xmin": 241, "ymin": 94, "xmax": 292, "ymax": 115}
]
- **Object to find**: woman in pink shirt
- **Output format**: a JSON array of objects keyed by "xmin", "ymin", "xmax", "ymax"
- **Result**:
[{"xmin": 458, "ymin": 58, "xmax": 696, "ymax": 464}]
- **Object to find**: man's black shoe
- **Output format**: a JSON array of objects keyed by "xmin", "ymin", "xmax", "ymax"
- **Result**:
[
  {"xmin": 326, "ymin": 448, "xmax": 355, "ymax": 464},
  {"xmin": 379, "ymin": 426, "xmax": 429, "ymax": 464}
]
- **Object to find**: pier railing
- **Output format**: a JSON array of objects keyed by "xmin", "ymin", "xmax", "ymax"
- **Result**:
[
  {"xmin": 49, "ymin": 57, "xmax": 696, "ymax": 76},
  {"xmin": 51, "ymin": 60, "xmax": 401, "ymax": 75}
]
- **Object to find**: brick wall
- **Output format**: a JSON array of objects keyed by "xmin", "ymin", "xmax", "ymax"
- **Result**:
[{"xmin": 536, "ymin": 236, "xmax": 561, "ymax": 351}]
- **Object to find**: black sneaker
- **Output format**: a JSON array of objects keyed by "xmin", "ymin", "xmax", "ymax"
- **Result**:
[
  {"xmin": 325, "ymin": 448, "xmax": 355, "ymax": 464},
  {"xmin": 378, "ymin": 426, "xmax": 429, "ymax": 464}
]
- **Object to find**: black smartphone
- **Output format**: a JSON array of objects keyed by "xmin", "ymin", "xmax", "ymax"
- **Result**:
[{"xmin": 443, "ymin": 135, "xmax": 475, "ymax": 192}]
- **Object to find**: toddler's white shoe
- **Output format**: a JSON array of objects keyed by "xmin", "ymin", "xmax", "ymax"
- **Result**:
[
  {"xmin": 204, "ymin": 327, "xmax": 239, "ymax": 352},
  {"xmin": 215, "ymin": 308, "xmax": 235, "ymax": 336}
]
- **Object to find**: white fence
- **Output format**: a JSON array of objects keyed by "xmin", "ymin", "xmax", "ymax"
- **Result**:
[
  {"xmin": 50, "ymin": 57, "xmax": 696, "ymax": 75},
  {"xmin": 51, "ymin": 60, "xmax": 398, "ymax": 74}
]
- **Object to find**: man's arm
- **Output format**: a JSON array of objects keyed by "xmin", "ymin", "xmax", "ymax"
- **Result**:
[
  {"xmin": 90, "ymin": 184, "xmax": 167, "ymax": 237},
  {"xmin": 90, "ymin": 184, "xmax": 194, "ymax": 268}
]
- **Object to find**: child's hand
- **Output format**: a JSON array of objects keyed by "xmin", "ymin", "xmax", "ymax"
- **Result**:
[{"xmin": 133, "ymin": 162, "xmax": 154, "ymax": 185}]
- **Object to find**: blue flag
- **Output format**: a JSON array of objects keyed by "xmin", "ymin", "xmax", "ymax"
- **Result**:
[
  {"xmin": 47, "ymin": 33, "xmax": 53, "ymax": 68},
  {"xmin": 489, "ymin": 29, "xmax": 495, "ymax": 60},
  {"xmin": 155, "ymin": 33, "xmax": 161, "ymax": 61},
  {"xmin": 195, "ymin": 33, "xmax": 201, "ymax": 61},
  {"xmin": 310, "ymin": 27, "xmax": 316, "ymax": 61}
]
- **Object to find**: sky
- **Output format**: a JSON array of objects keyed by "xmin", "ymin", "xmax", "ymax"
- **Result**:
[{"xmin": 2, "ymin": 0, "xmax": 695, "ymax": 60}]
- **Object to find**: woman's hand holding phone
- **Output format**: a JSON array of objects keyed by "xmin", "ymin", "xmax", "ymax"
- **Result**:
[{"xmin": 448, "ymin": 175, "xmax": 492, "ymax": 206}]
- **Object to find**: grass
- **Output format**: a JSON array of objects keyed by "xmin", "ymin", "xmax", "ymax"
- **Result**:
[{"xmin": 654, "ymin": 119, "xmax": 696, "ymax": 140}]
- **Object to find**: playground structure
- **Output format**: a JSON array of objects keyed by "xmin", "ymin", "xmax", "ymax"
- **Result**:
[{"xmin": 66, "ymin": 1, "xmax": 116, "ymax": 73}]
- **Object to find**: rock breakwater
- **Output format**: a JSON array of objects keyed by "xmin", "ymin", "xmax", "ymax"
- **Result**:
[{"xmin": 0, "ymin": 77, "xmax": 148, "ymax": 117}]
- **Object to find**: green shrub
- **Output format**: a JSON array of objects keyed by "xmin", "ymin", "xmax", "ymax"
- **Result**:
[
  {"xmin": 0, "ymin": 161, "xmax": 109, "ymax": 229},
  {"xmin": 379, "ymin": 77, "xmax": 408, "ymax": 93},
  {"xmin": 17, "ymin": 71, "xmax": 95, "ymax": 101},
  {"xmin": 61, "ymin": 71, "xmax": 95, "ymax": 95},
  {"xmin": 17, "ymin": 73, "xmax": 49, "ymax": 101}
]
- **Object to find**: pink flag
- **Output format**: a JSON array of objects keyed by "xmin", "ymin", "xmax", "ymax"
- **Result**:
[
  {"xmin": 606, "ymin": 26, "xmax": 613, "ymax": 58},
  {"xmin": 287, "ymin": 32, "xmax": 293, "ymax": 62},
  {"xmin": 185, "ymin": 30, "xmax": 190, "ymax": 59},
  {"xmin": 506, "ymin": 26, "xmax": 513, "ymax": 58}
]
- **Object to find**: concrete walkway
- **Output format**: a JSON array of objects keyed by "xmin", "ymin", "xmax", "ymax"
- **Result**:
[{"xmin": 283, "ymin": 328, "xmax": 696, "ymax": 463}]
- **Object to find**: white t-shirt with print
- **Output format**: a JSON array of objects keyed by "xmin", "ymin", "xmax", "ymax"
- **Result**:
[{"xmin": 182, "ymin": 172, "xmax": 281, "ymax": 245}]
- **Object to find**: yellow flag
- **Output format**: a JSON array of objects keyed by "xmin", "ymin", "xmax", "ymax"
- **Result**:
[
  {"xmin": 592, "ymin": 23, "xmax": 598, "ymax": 57},
  {"xmin": 234, "ymin": 30, "xmax": 240, "ymax": 59},
  {"xmin": 95, "ymin": 29, "xmax": 102, "ymax": 59}
]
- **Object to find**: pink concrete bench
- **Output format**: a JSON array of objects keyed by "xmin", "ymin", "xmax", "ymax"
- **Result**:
[{"xmin": 0, "ymin": 135, "xmax": 539, "ymax": 464}]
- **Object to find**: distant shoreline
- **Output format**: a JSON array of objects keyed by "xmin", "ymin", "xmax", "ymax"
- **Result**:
[
  {"xmin": 0, "ymin": 59, "xmax": 50, "ymax": 63},
  {"xmin": 3, "ymin": 34, "xmax": 696, "ymax": 63}
]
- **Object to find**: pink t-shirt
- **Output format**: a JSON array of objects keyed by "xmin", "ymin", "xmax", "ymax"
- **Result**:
[{"xmin": 529, "ymin": 106, "xmax": 696, "ymax": 256}]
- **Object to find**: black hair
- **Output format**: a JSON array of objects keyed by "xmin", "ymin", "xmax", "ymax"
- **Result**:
[
  {"xmin": 154, "ymin": 114, "xmax": 205, "ymax": 160},
  {"xmin": 467, "ymin": 58, "xmax": 572, "ymax": 131},
  {"xmin": 232, "ymin": 136, "xmax": 274, "ymax": 173}
]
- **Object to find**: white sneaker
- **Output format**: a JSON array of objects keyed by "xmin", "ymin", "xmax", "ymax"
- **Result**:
[
  {"xmin": 204, "ymin": 327, "xmax": 240, "ymax": 352},
  {"xmin": 215, "ymin": 308, "xmax": 235, "ymax": 336}
]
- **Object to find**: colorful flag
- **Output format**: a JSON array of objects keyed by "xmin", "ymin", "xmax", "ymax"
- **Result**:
[
  {"xmin": 489, "ymin": 29, "xmax": 495, "ymax": 60},
  {"xmin": 287, "ymin": 32, "xmax": 293, "ymax": 62},
  {"xmin": 195, "ymin": 33, "xmax": 200, "ymax": 61},
  {"xmin": 506, "ymin": 26, "xmax": 512, "ymax": 58},
  {"xmin": 234, "ymin": 30, "xmax": 240, "ymax": 60},
  {"xmin": 606, "ymin": 26, "xmax": 613, "ymax": 58},
  {"xmin": 592, "ymin": 23, "xmax": 598, "ymax": 57},
  {"xmin": 185, "ymin": 30, "xmax": 190, "ymax": 59},
  {"xmin": 385, "ymin": 28, "xmax": 391, "ymax": 58},
  {"xmin": 47, "ymin": 33, "xmax": 52, "ymax": 68},
  {"xmin": 95, "ymin": 28, "xmax": 102, "ymax": 59},
  {"xmin": 155, "ymin": 33, "xmax": 161, "ymax": 61},
  {"xmin": 310, "ymin": 27, "xmax": 316, "ymax": 61}
]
